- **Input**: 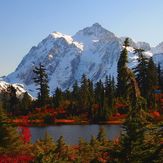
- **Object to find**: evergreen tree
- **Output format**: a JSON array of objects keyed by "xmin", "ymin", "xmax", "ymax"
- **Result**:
[
  {"xmin": 97, "ymin": 127, "xmax": 108, "ymax": 145},
  {"xmin": 90, "ymin": 136, "xmax": 100, "ymax": 149},
  {"xmin": 120, "ymin": 97, "xmax": 149, "ymax": 162},
  {"xmin": 147, "ymin": 57, "xmax": 158, "ymax": 91},
  {"xmin": 94, "ymin": 80, "xmax": 107, "ymax": 121},
  {"xmin": 55, "ymin": 136, "xmax": 66, "ymax": 153},
  {"xmin": 7, "ymin": 85, "xmax": 19, "ymax": 115},
  {"xmin": 0, "ymin": 102, "xmax": 8, "ymax": 126},
  {"xmin": 94, "ymin": 80, "xmax": 104, "ymax": 108},
  {"xmin": 142, "ymin": 124, "xmax": 163, "ymax": 163},
  {"xmin": 101, "ymin": 98, "xmax": 110, "ymax": 121},
  {"xmin": 134, "ymin": 51, "xmax": 158, "ymax": 107},
  {"xmin": 72, "ymin": 80, "xmax": 79, "ymax": 103},
  {"xmin": 71, "ymin": 80, "xmax": 80, "ymax": 114},
  {"xmin": 78, "ymin": 137, "xmax": 93, "ymax": 161},
  {"xmin": 110, "ymin": 69, "xmax": 162, "ymax": 162},
  {"xmin": 68, "ymin": 81, "xmax": 79, "ymax": 116},
  {"xmin": 147, "ymin": 57, "xmax": 158, "ymax": 108},
  {"xmin": 33, "ymin": 132, "xmax": 56, "ymax": 162},
  {"xmin": 88, "ymin": 79, "xmax": 95, "ymax": 107},
  {"xmin": 0, "ymin": 90, "xmax": 10, "ymax": 113},
  {"xmin": 53, "ymin": 87, "xmax": 63, "ymax": 108},
  {"xmin": 79, "ymin": 74, "xmax": 90, "ymax": 111},
  {"xmin": 33, "ymin": 63, "xmax": 49, "ymax": 107},
  {"xmin": 133, "ymin": 49, "xmax": 149, "ymax": 98},
  {"xmin": 158, "ymin": 64, "xmax": 162, "ymax": 88},
  {"xmin": 117, "ymin": 38, "xmax": 130, "ymax": 99},
  {"xmin": 64, "ymin": 89, "xmax": 71, "ymax": 101},
  {"xmin": 0, "ymin": 103, "xmax": 23, "ymax": 153},
  {"xmin": 104, "ymin": 76, "xmax": 109, "ymax": 97},
  {"xmin": 55, "ymin": 136, "xmax": 68, "ymax": 160},
  {"xmin": 88, "ymin": 79, "xmax": 95, "ymax": 119},
  {"xmin": 89, "ymin": 136, "xmax": 101, "ymax": 161},
  {"xmin": 105, "ymin": 75, "xmax": 115, "ymax": 115},
  {"xmin": 115, "ymin": 97, "xmax": 163, "ymax": 163},
  {"xmin": 123, "ymin": 38, "xmax": 130, "ymax": 47},
  {"xmin": 157, "ymin": 63, "xmax": 163, "ymax": 91},
  {"xmin": 20, "ymin": 92, "xmax": 32, "ymax": 115}
]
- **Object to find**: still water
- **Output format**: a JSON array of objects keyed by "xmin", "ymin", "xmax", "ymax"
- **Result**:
[{"xmin": 30, "ymin": 125, "xmax": 122, "ymax": 144}]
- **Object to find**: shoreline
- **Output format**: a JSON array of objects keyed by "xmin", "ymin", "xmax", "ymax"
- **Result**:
[
  {"xmin": 5, "ymin": 114, "xmax": 162, "ymax": 127},
  {"xmin": 6, "ymin": 119, "xmax": 124, "ymax": 127}
]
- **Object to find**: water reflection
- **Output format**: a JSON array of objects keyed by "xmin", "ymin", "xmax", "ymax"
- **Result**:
[{"xmin": 30, "ymin": 125, "xmax": 122, "ymax": 145}]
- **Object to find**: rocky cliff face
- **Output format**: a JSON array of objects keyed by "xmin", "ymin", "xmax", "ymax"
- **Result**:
[{"xmin": 5, "ymin": 23, "xmax": 163, "ymax": 96}]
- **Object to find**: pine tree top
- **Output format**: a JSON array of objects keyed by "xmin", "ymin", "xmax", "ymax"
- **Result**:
[{"xmin": 123, "ymin": 38, "xmax": 130, "ymax": 47}]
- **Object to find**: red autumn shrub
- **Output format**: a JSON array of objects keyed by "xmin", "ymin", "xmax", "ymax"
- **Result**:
[
  {"xmin": 0, "ymin": 155, "xmax": 34, "ymax": 163},
  {"xmin": 18, "ymin": 127, "xmax": 31, "ymax": 144},
  {"xmin": 150, "ymin": 111, "xmax": 160, "ymax": 117}
]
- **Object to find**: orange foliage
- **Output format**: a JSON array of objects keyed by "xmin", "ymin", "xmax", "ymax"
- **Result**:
[
  {"xmin": 150, "ymin": 111, "xmax": 160, "ymax": 117},
  {"xmin": 0, "ymin": 155, "xmax": 34, "ymax": 163},
  {"xmin": 55, "ymin": 119, "xmax": 75, "ymax": 123}
]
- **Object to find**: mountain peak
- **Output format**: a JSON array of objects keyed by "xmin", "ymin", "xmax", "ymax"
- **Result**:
[
  {"xmin": 73, "ymin": 23, "xmax": 116, "ymax": 43},
  {"xmin": 91, "ymin": 22, "xmax": 102, "ymax": 28}
]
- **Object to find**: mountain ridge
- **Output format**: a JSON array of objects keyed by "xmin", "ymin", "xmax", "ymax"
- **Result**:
[{"xmin": 4, "ymin": 23, "xmax": 163, "ymax": 97}]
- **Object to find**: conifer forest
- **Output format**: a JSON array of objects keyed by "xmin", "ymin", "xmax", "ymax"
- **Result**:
[{"xmin": 0, "ymin": 38, "xmax": 163, "ymax": 162}]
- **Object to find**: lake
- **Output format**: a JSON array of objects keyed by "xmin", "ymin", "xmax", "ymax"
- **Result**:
[{"xmin": 30, "ymin": 124, "xmax": 122, "ymax": 144}]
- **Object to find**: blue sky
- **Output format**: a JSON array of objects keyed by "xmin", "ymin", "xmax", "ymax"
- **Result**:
[{"xmin": 0, "ymin": 0, "xmax": 163, "ymax": 76}]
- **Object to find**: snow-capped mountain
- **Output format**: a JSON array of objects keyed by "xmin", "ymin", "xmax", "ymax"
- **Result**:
[
  {"xmin": 0, "ymin": 80, "xmax": 32, "ymax": 99},
  {"xmin": 152, "ymin": 42, "xmax": 163, "ymax": 54},
  {"xmin": 4, "ymin": 23, "xmax": 163, "ymax": 97}
]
